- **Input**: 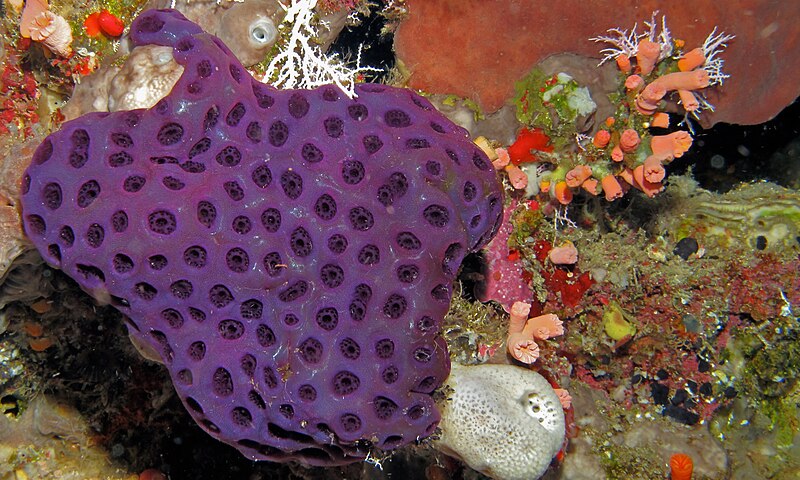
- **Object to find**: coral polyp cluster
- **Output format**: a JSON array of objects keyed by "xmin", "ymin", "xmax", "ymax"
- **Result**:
[{"xmin": 511, "ymin": 13, "xmax": 734, "ymax": 205}]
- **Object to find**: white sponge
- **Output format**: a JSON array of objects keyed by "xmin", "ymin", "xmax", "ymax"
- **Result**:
[{"xmin": 436, "ymin": 363, "xmax": 565, "ymax": 480}]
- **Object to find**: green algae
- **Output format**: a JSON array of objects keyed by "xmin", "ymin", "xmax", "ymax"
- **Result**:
[
  {"xmin": 742, "ymin": 330, "xmax": 800, "ymax": 398},
  {"xmin": 440, "ymin": 94, "xmax": 485, "ymax": 122},
  {"xmin": 713, "ymin": 314, "xmax": 800, "ymax": 455},
  {"xmin": 593, "ymin": 433, "xmax": 663, "ymax": 480},
  {"xmin": 442, "ymin": 286, "xmax": 505, "ymax": 363},
  {"xmin": 513, "ymin": 68, "xmax": 593, "ymax": 149},
  {"xmin": 761, "ymin": 397, "xmax": 800, "ymax": 449},
  {"xmin": 508, "ymin": 204, "xmax": 545, "ymax": 250}
]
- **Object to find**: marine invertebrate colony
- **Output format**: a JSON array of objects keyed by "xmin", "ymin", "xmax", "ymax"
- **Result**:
[
  {"xmin": 514, "ymin": 13, "xmax": 734, "ymax": 204},
  {"xmin": 20, "ymin": 9, "xmax": 503, "ymax": 465}
]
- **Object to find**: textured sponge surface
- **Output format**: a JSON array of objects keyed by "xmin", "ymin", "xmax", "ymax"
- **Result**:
[
  {"xmin": 436, "ymin": 364, "xmax": 565, "ymax": 480},
  {"xmin": 20, "ymin": 9, "xmax": 502, "ymax": 465}
]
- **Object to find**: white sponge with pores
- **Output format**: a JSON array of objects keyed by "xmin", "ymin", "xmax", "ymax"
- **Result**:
[{"xmin": 436, "ymin": 363, "xmax": 565, "ymax": 480}]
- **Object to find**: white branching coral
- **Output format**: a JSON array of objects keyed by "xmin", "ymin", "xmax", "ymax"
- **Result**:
[
  {"xmin": 590, "ymin": 25, "xmax": 640, "ymax": 65},
  {"xmin": 701, "ymin": 27, "xmax": 735, "ymax": 86},
  {"xmin": 263, "ymin": 0, "xmax": 380, "ymax": 97},
  {"xmin": 591, "ymin": 11, "xmax": 673, "ymax": 66}
]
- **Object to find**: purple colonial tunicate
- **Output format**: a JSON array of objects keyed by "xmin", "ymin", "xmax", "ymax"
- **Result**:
[{"xmin": 20, "ymin": 9, "xmax": 503, "ymax": 465}]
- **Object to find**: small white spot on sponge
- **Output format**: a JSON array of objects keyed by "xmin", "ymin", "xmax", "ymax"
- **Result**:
[{"xmin": 435, "ymin": 363, "xmax": 565, "ymax": 480}]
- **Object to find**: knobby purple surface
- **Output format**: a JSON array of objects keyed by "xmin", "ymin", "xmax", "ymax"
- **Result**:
[{"xmin": 21, "ymin": 9, "xmax": 502, "ymax": 465}]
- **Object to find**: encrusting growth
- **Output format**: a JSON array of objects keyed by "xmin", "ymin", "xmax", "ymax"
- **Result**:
[{"xmin": 507, "ymin": 12, "xmax": 734, "ymax": 205}]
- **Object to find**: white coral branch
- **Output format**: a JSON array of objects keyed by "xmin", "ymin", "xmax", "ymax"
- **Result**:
[
  {"xmin": 590, "ymin": 26, "xmax": 640, "ymax": 65},
  {"xmin": 702, "ymin": 27, "xmax": 735, "ymax": 86},
  {"xmin": 264, "ymin": 0, "xmax": 380, "ymax": 98}
]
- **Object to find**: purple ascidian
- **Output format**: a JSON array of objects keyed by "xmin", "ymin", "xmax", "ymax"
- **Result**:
[{"xmin": 20, "ymin": 9, "xmax": 503, "ymax": 466}]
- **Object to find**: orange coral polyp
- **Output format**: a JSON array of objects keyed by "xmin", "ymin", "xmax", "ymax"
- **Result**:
[
  {"xmin": 619, "ymin": 129, "xmax": 640, "ymax": 153},
  {"xmin": 601, "ymin": 174, "xmax": 623, "ymax": 201},
  {"xmin": 24, "ymin": 322, "xmax": 44, "ymax": 337},
  {"xmin": 523, "ymin": 313, "xmax": 564, "ymax": 340},
  {"xmin": 678, "ymin": 89, "xmax": 700, "ymax": 111},
  {"xmin": 554, "ymin": 180, "xmax": 573, "ymax": 205},
  {"xmin": 492, "ymin": 147, "xmax": 510, "ymax": 169},
  {"xmin": 625, "ymin": 74, "xmax": 644, "ymax": 92},
  {"xmin": 593, "ymin": 129, "xmax": 611, "ymax": 148},
  {"xmin": 650, "ymin": 70, "xmax": 711, "ymax": 94},
  {"xmin": 637, "ymin": 70, "xmax": 710, "ymax": 115},
  {"xmin": 618, "ymin": 167, "xmax": 635, "ymax": 186},
  {"xmin": 636, "ymin": 83, "xmax": 666, "ymax": 114},
  {"xmin": 616, "ymin": 54, "xmax": 632, "ymax": 73},
  {"xmin": 581, "ymin": 177, "xmax": 599, "ymax": 195},
  {"xmin": 636, "ymin": 39, "xmax": 661, "ymax": 75},
  {"xmin": 643, "ymin": 155, "xmax": 666, "ymax": 183},
  {"xmin": 565, "ymin": 165, "xmax": 592, "ymax": 187},
  {"xmin": 508, "ymin": 301, "xmax": 532, "ymax": 333},
  {"xmin": 632, "ymin": 165, "xmax": 663, "ymax": 197},
  {"xmin": 651, "ymin": 131, "xmax": 693, "ymax": 160},
  {"xmin": 505, "ymin": 164, "xmax": 528, "ymax": 190},
  {"xmin": 669, "ymin": 453, "xmax": 694, "ymax": 480},
  {"xmin": 539, "ymin": 179, "xmax": 551, "ymax": 193},
  {"xmin": 507, "ymin": 336, "xmax": 540, "ymax": 364},
  {"xmin": 678, "ymin": 47, "xmax": 706, "ymax": 72},
  {"xmin": 29, "ymin": 337, "xmax": 54, "ymax": 351},
  {"xmin": 651, "ymin": 112, "xmax": 670, "ymax": 128},
  {"xmin": 611, "ymin": 145, "xmax": 624, "ymax": 162}
]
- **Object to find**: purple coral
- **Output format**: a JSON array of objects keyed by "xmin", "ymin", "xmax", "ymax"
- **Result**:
[{"xmin": 20, "ymin": 9, "xmax": 502, "ymax": 465}]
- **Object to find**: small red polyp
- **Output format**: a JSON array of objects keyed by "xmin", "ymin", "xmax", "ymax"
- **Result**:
[{"xmin": 85, "ymin": 10, "xmax": 124, "ymax": 38}]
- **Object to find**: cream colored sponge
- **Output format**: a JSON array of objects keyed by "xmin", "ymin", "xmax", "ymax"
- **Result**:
[{"xmin": 436, "ymin": 363, "xmax": 565, "ymax": 480}]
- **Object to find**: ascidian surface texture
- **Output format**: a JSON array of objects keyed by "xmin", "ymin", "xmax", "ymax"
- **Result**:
[{"xmin": 19, "ymin": 9, "xmax": 503, "ymax": 466}]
